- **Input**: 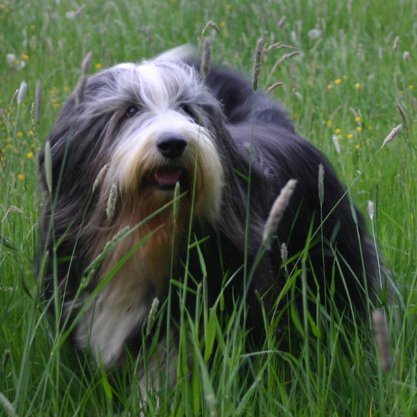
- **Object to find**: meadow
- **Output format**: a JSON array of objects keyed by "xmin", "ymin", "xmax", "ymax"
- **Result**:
[{"xmin": 1, "ymin": 0, "xmax": 417, "ymax": 415}]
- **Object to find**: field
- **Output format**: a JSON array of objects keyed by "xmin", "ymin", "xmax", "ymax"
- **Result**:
[{"xmin": 1, "ymin": 0, "xmax": 417, "ymax": 416}]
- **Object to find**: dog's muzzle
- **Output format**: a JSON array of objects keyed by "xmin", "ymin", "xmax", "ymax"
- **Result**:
[{"xmin": 145, "ymin": 134, "xmax": 189, "ymax": 190}]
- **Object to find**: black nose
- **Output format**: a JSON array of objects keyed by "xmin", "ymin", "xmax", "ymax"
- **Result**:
[{"xmin": 157, "ymin": 135, "xmax": 188, "ymax": 159}]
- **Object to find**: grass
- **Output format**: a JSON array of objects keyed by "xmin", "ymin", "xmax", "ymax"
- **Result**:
[{"xmin": 1, "ymin": 0, "xmax": 417, "ymax": 415}]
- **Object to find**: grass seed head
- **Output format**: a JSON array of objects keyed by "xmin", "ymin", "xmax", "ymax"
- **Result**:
[
  {"xmin": 372, "ymin": 309, "xmax": 393, "ymax": 373},
  {"xmin": 146, "ymin": 297, "xmax": 160, "ymax": 336},
  {"xmin": 271, "ymin": 51, "xmax": 301, "ymax": 74},
  {"xmin": 17, "ymin": 80, "xmax": 27, "ymax": 105},
  {"xmin": 34, "ymin": 80, "xmax": 42, "ymax": 125},
  {"xmin": 0, "ymin": 392, "xmax": 18, "ymax": 417},
  {"xmin": 200, "ymin": 37, "xmax": 212, "ymax": 80},
  {"xmin": 396, "ymin": 102, "xmax": 408, "ymax": 130},
  {"xmin": 266, "ymin": 81, "xmax": 283, "ymax": 94},
  {"xmin": 381, "ymin": 124, "xmax": 402, "ymax": 148},
  {"xmin": 332, "ymin": 134, "xmax": 341, "ymax": 154},
  {"xmin": 318, "ymin": 163, "xmax": 325, "ymax": 206},
  {"xmin": 278, "ymin": 15, "xmax": 287, "ymax": 28},
  {"xmin": 75, "ymin": 52, "xmax": 92, "ymax": 104},
  {"xmin": 252, "ymin": 37, "xmax": 265, "ymax": 91},
  {"xmin": 392, "ymin": 35, "xmax": 400, "ymax": 51},
  {"xmin": 280, "ymin": 242, "xmax": 288, "ymax": 263},
  {"xmin": 262, "ymin": 179, "xmax": 298, "ymax": 249},
  {"xmin": 44, "ymin": 141, "xmax": 53, "ymax": 194},
  {"xmin": 367, "ymin": 200, "xmax": 375, "ymax": 221},
  {"xmin": 106, "ymin": 184, "xmax": 118, "ymax": 223},
  {"xmin": 92, "ymin": 164, "xmax": 110, "ymax": 193},
  {"xmin": 172, "ymin": 181, "xmax": 180, "ymax": 223}
]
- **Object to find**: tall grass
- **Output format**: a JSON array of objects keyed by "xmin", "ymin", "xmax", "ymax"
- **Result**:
[{"xmin": 1, "ymin": 0, "xmax": 417, "ymax": 415}]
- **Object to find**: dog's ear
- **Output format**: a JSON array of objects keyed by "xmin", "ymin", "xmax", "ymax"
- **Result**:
[{"xmin": 37, "ymin": 78, "xmax": 110, "ymax": 302}]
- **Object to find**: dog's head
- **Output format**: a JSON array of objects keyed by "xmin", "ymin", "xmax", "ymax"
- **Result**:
[{"xmin": 41, "ymin": 55, "xmax": 227, "ymax": 235}]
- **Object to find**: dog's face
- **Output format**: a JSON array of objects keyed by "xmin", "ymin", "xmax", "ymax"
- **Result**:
[{"xmin": 85, "ymin": 60, "xmax": 224, "ymax": 224}]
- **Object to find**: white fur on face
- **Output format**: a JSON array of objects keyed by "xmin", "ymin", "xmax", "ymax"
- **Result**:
[{"xmin": 103, "ymin": 61, "xmax": 224, "ymax": 222}]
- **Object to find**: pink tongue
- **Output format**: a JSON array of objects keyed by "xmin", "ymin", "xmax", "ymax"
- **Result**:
[{"xmin": 154, "ymin": 168, "xmax": 183, "ymax": 187}]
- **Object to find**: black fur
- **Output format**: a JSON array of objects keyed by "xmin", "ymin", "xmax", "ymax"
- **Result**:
[{"xmin": 37, "ymin": 56, "xmax": 382, "ymax": 360}]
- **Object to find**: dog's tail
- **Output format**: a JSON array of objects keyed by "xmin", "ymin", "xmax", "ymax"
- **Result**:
[{"xmin": 154, "ymin": 44, "xmax": 196, "ymax": 62}]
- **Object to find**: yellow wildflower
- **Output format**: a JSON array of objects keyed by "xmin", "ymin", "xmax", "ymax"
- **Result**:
[
  {"xmin": 26, "ymin": 151, "xmax": 34, "ymax": 159},
  {"xmin": 326, "ymin": 120, "xmax": 333, "ymax": 128},
  {"xmin": 95, "ymin": 63, "xmax": 102, "ymax": 70},
  {"xmin": 334, "ymin": 78, "xmax": 342, "ymax": 86},
  {"xmin": 354, "ymin": 116, "xmax": 361, "ymax": 124},
  {"xmin": 16, "ymin": 131, "xmax": 23, "ymax": 138},
  {"xmin": 21, "ymin": 54, "xmax": 29, "ymax": 62},
  {"xmin": 354, "ymin": 82, "xmax": 362, "ymax": 90},
  {"xmin": 334, "ymin": 128, "xmax": 341, "ymax": 135},
  {"xmin": 356, "ymin": 126, "xmax": 363, "ymax": 133},
  {"xmin": 17, "ymin": 173, "xmax": 25, "ymax": 181},
  {"xmin": 346, "ymin": 133, "xmax": 353, "ymax": 139}
]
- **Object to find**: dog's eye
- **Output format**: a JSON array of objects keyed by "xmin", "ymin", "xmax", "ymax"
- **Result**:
[{"xmin": 125, "ymin": 105, "xmax": 140, "ymax": 118}]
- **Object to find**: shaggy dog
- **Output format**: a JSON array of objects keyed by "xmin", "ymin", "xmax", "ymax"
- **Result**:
[{"xmin": 37, "ymin": 47, "xmax": 383, "ymax": 371}]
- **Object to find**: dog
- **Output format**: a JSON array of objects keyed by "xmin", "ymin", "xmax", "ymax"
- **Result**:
[{"xmin": 37, "ymin": 47, "xmax": 385, "ymax": 372}]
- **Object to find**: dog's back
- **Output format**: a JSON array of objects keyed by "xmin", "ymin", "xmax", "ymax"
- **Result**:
[{"xmin": 200, "ymin": 63, "xmax": 383, "ymax": 316}]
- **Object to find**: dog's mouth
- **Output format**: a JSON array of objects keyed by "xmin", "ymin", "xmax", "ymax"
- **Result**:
[{"xmin": 146, "ymin": 167, "xmax": 189, "ymax": 191}]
